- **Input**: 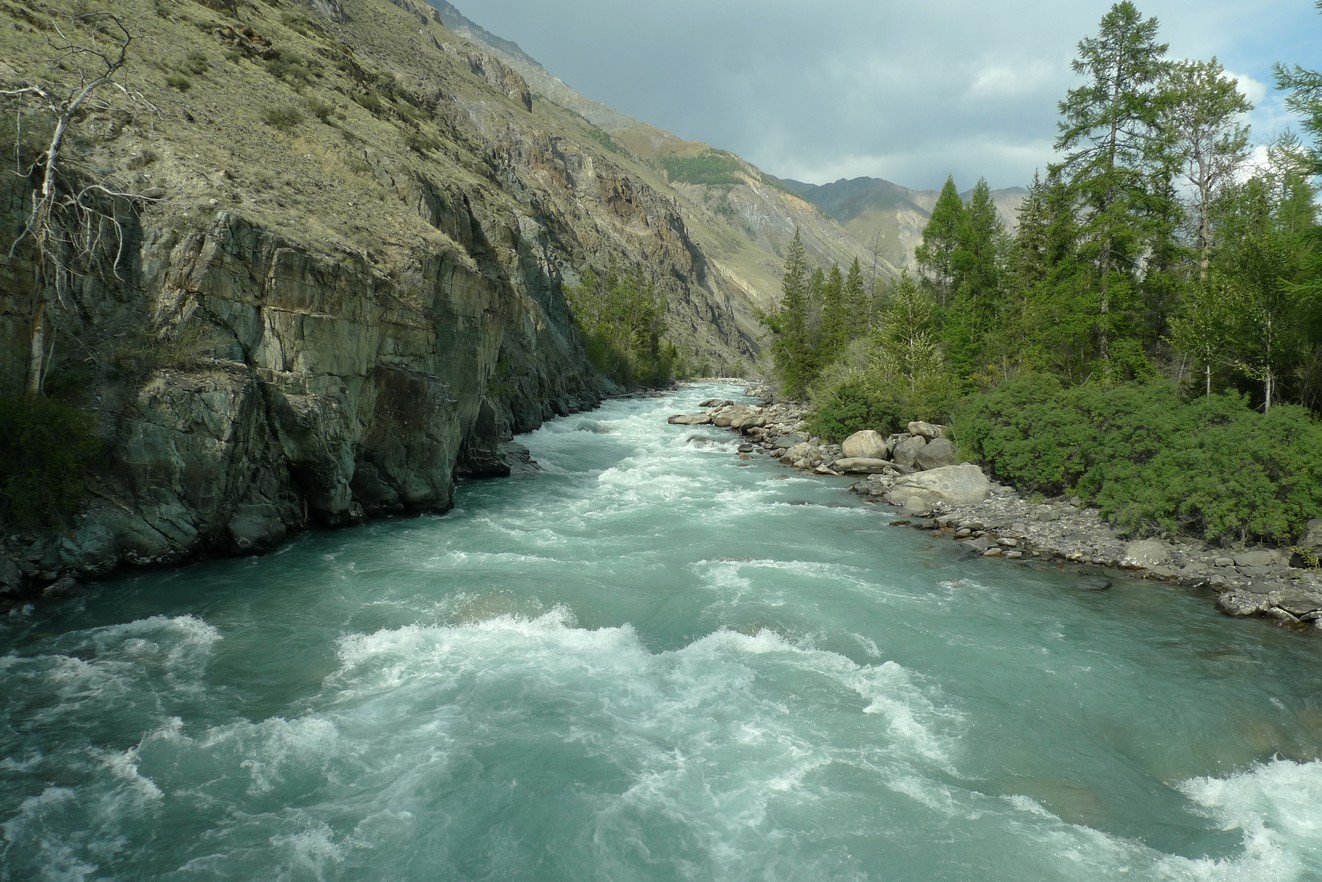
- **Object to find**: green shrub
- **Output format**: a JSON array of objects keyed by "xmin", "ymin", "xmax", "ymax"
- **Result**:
[
  {"xmin": 183, "ymin": 51, "xmax": 210, "ymax": 75},
  {"xmin": 951, "ymin": 376, "xmax": 1322, "ymax": 545},
  {"xmin": 261, "ymin": 103, "xmax": 303, "ymax": 129},
  {"xmin": 403, "ymin": 128, "xmax": 440, "ymax": 155},
  {"xmin": 164, "ymin": 72, "xmax": 192, "ymax": 91},
  {"xmin": 0, "ymin": 396, "xmax": 101, "ymax": 529},
  {"xmin": 807, "ymin": 378, "xmax": 907, "ymax": 441}
]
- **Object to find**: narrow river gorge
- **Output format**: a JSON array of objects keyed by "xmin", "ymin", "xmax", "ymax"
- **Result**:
[{"xmin": 3, "ymin": 383, "xmax": 1320, "ymax": 881}]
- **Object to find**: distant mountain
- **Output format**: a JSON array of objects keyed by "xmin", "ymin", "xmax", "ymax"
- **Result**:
[
  {"xmin": 780, "ymin": 177, "xmax": 1028, "ymax": 271},
  {"xmin": 433, "ymin": 2, "xmax": 902, "ymax": 308},
  {"xmin": 435, "ymin": 3, "xmax": 1023, "ymax": 290}
]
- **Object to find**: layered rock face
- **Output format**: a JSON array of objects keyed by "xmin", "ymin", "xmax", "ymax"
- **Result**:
[
  {"xmin": 5, "ymin": 195, "xmax": 601, "ymax": 581},
  {"xmin": 0, "ymin": 0, "xmax": 755, "ymax": 588}
]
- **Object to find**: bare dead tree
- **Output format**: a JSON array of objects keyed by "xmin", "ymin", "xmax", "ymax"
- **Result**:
[{"xmin": 2, "ymin": 12, "xmax": 134, "ymax": 396}]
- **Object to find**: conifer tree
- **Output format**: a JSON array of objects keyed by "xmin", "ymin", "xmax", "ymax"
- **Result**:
[
  {"xmin": 914, "ymin": 176, "xmax": 966, "ymax": 306},
  {"xmin": 1052, "ymin": 1, "xmax": 1173, "ymax": 369},
  {"xmin": 944, "ymin": 179, "xmax": 1008, "ymax": 381},
  {"xmin": 766, "ymin": 231, "xmax": 817, "ymax": 398},
  {"xmin": 818, "ymin": 264, "xmax": 848, "ymax": 366}
]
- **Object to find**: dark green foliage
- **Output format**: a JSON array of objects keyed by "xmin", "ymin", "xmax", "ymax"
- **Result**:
[
  {"xmin": 914, "ymin": 176, "xmax": 965, "ymax": 302},
  {"xmin": 950, "ymin": 374, "xmax": 1093, "ymax": 495},
  {"xmin": 953, "ymin": 376, "xmax": 1322, "ymax": 545},
  {"xmin": 566, "ymin": 267, "xmax": 675, "ymax": 388},
  {"xmin": 0, "ymin": 396, "xmax": 101, "ymax": 529},
  {"xmin": 661, "ymin": 151, "xmax": 744, "ymax": 187},
  {"xmin": 803, "ymin": 378, "xmax": 930, "ymax": 441}
]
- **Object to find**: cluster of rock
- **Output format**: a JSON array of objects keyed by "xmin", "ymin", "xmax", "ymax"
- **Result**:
[
  {"xmin": 669, "ymin": 401, "xmax": 968, "ymax": 480},
  {"xmin": 671, "ymin": 394, "xmax": 1322, "ymax": 632}
]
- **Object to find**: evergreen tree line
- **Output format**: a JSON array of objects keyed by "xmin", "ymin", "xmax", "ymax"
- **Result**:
[
  {"xmin": 767, "ymin": 0, "xmax": 1322, "ymax": 422},
  {"xmin": 761, "ymin": 1, "xmax": 1322, "ymax": 546}
]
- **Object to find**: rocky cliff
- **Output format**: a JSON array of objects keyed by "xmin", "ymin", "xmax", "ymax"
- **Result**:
[
  {"xmin": 431, "ymin": 1, "xmax": 902, "ymax": 312},
  {"xmin": 0, "ymin": 0, "xmax": 757, "ymax": 595}
]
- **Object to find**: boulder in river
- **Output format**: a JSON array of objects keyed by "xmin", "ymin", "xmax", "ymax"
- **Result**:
[
  {"xmin": 842, "ymin": 430, "xmax": 889, "ymax": 460},
  {"xmin": 886, "ymin": 463, "xmax": 990, "ymax": 510}
]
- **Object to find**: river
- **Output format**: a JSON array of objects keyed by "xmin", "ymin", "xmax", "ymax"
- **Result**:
[{"xmin": 2, "ymin": 382, "xmax": 1321, "ymax": 881}]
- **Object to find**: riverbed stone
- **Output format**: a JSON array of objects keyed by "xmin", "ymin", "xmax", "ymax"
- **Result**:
[
  {"xmin": 907, "ymin": 421, "xmax": 944, "ymax": 440},
  {"xmin": 1234, "ymin": 549, "xmax": 1282, "ymax": 568},
  {"xmin": 892, "ymin": 434, "xmax": 928, "ymax": 468},
  {"xmin": 1122, "ymin": 539, "xmax": 1170, "ymax": 569},
  {"xmin": 914, "ymin": 437, "xmax": 957, "ymax": 470},
  {"xmin": 842, "ymin": 430, "xmax": 889, "ymax": 460},
  {"xmin": 886, "ymin": 463, "xmax": 990, "ymax": 510}
]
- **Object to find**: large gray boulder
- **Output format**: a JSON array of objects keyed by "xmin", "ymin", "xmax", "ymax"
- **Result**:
[
  {"xmin": 842, "ymin": 430, "xmax": 889, "ymax": 460},
  {"xmin": 892, "ymin": 434, "xmax": 928, "ymax": 468},
  {"xmin": 1122, "ymin": 539, "xmax": 1169, "ymax": 569},
  {"xmin": 886, "ymin": 464, "xmax": 990, "ymax": 511},
  {"xmin": 914, "ymin": 437, "xmax": 957, "ymax": 470}
]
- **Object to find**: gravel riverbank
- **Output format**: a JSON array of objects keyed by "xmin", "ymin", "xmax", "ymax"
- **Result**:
[{"xmin": 672, "ymin": 388, "xmax": 1322, "ymax": 632}]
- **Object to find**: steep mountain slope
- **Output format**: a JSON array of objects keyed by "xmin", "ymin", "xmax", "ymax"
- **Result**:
[
  {"xmin": 0, "ymin": 0, "xmax": 759, "ymax": 590},
  {"xmin": 781, "ymin": 177, "xmax": 1028, "ymax": 271},
  {"xmin": 432, "ymin": 1, "xmax": 901, "ymax": 308}
]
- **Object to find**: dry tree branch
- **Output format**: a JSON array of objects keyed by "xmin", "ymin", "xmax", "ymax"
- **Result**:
[{"xmin": 1, "ymin": 12, "xmax": 135, "ymax": 395}]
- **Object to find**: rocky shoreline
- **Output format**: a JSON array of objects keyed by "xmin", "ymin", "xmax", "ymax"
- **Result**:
[{"xmin": 670, "ymin": 390, "xmax": 1322, "ymax": 632}]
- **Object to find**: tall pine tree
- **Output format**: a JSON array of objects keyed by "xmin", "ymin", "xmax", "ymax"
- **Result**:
[
  {"xmin": 914, "ymin": 176, "xmax": 966, "ymax": 307},
  {"xmin": 1052, "ymin": 1, "xmax": 1174, "ymax": 371}
]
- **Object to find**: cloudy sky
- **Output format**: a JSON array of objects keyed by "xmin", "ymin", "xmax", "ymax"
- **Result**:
[{"xmin": 451, "ymin": 0, "xmax": 1319, "ymax": 192}]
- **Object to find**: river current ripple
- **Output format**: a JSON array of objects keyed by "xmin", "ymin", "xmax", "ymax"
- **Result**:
[{"xmin": 2, "ymin": 382, "xmax": 1321, "ymax": 881}]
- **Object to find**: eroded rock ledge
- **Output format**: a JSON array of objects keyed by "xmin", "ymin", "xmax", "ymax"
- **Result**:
[{"xmin": 672, "ymin": 392, "xmax": 1322, "ymax": 632}]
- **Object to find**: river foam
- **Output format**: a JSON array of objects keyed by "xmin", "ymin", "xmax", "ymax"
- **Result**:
[{"xmin": 4, "ymin": 383, "xmax": 1322, "ymax": 881}]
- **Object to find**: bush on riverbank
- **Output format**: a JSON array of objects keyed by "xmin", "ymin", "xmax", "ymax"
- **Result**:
[
  {"xmin": 0, "ymin": 395, "xmax": 101, "ymax": 530},
  {"xmin": 951, "ymin": 376, "xmax": 1322, "ymax": 546}
]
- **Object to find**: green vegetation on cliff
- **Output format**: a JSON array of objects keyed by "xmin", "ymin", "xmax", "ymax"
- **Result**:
[
  {"xmin": 661, "ymin": 150, "xmax": 745, "ymax": 187},
  {"xmin": 566, "ymin": 267, "xmax": 677, "ymax": 388}
]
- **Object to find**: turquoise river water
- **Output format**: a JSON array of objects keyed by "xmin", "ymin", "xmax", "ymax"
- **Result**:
[{"xmin": 2, "ymin": 383, "xmax": 1322, "ymax": 881}]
